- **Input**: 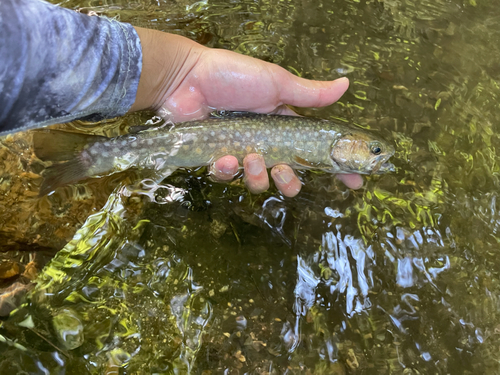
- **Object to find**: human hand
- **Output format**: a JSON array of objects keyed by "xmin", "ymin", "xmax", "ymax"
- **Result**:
[{"xmin": 130, "ymin": 28, "xmax": 363, "ymax": 196}]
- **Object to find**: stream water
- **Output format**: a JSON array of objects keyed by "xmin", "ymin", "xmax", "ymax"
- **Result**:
[{"xmin": 1, "ymin": 0, "xmax": 500, "ymax": 373}]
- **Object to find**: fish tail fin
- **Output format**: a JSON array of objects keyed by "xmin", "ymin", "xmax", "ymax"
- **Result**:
[
  {"xmin": 32, "ymin": 130, "xmax": 105, "ymax": 195},
  {"xmin": 33, "ymin": 129, "xmax": 103, "ymax": 162},
  {"xmin": 38, "ymin": 159, "xmax": 90, "ymax": 196}
]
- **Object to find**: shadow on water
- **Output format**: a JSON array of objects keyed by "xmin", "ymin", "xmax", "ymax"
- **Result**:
[{"xmin": 2, "ymin": 0, "xmax": 500, "ymax": 373}]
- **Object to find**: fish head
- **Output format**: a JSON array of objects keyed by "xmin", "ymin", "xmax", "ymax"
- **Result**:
[{"xmin": 330, "ymin": 132, "xmax": 395, "ymax": 175}]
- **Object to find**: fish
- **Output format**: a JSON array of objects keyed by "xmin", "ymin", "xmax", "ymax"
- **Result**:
[{"xmin": 32, "ymin": 113, "xmax": 395, "ymax": 196}]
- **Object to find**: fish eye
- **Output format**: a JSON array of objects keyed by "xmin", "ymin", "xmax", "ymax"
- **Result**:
[{"xmin": 370, "ymin": 142, "xmax": 383, "ymax": 155}]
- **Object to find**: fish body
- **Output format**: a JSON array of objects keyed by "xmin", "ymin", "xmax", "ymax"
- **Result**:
[{"xmin": 33, "ymin": 114, "xmax": 395, "ymax": 195}]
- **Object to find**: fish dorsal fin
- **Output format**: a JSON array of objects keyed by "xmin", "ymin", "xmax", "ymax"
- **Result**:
[
  {"xmin": 210, "ymin": 111, "xmax": 258, "ymax": 119},
  {"xmin": 129, "ymin": 115, "xmax": 174, "ymax": 133},
  {"xmin": 293, "ymin": 156, "xmax": 331, "ymax": 170}
]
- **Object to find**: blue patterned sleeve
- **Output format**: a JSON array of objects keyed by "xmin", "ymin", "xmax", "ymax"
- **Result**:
[{"xmin": 0, "ymin": 0, "xmax": 142, "ymax": 135}]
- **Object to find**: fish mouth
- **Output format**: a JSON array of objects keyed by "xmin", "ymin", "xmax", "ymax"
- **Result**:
[{"xmin": 375, "ymin": 162, "xmax": 395, "ymax": 174}]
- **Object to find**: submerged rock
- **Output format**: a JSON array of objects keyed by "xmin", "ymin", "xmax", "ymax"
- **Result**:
[{"xmin": 52, "ymin": 308, "xmax": 85, "ymax": 350}]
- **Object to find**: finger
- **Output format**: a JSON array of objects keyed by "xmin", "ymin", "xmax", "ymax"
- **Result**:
[
  {"xmin": 336, "ymin": 174, "xmax": 363, "ymax": 189},
  {"xmin": 271, "ymin": 165, "xmax": 302, "ymax": 197},
  {"xmin": 275, "ymin": 72, "xmax": 349, "ymax": 108},
  {"xmin": 243, "ymin": 154, "xmax": 270, "ymax": 194},
  {"xmin": 210, "ymin": 155, "xmax": 240, "ymax": 181}
]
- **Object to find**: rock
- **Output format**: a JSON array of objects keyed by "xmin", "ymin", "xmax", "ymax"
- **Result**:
[
  {"xmin": 0, "ymin": 261, "xmax": 21, "ymax": 279},
  {"xmin": 52, "ymin": 308, "xmax": 85, "ymax": 350},
  {"xmin": 0, "ymin": 282, "xmax": 33, "ymax": 317}
]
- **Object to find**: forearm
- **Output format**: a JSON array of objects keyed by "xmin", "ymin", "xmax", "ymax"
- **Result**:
[{"xmin": 0, "ymin": 0, "xmax": 142, "ymax": 135}]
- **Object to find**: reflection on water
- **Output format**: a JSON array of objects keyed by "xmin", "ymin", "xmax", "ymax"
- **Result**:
[{"xmin": 2, "ymin": 0, "xmax": 500, "ymax": 373}]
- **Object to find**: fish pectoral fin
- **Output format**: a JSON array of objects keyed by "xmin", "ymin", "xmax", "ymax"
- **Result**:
[{"xmin": 293, "ymin": 156, "xmax": 331, "ymax": 170}]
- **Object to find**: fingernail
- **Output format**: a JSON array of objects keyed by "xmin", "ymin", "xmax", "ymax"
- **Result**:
[
  {"xmin": 247, "ymin": 158, "xmax": 264, "ymax": 175},
  {"xmin": 218, "ymin": 163, "xmax": 235, "ymax": 175},
  {"xmin": 275, "ymin": 169, "xmax": 293, "ymax": 184}
]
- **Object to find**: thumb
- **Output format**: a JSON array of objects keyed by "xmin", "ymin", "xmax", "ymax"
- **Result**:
[{"xmin": 274, "ymin": 67, "xmax": 349, "ymax": 108}]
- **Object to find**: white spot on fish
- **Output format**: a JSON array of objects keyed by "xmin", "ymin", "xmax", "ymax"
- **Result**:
[
  {"xmin": 113, "ymin": 147, "xmax": 120, "ymax": 153},
  {"xmin": 121, "ymin": 140, "xmax": 128, "ymax": 146},
  {"xmin": 245, "ymin": 131, "xmax": 251, "ymax": 138},
  {"xmin": 102, "ymin": 151, "xmax": 109, "ymax": 158},
  {"xmin": 210, "ymin": 131, "xmax": 215, "ymax": 136},
  {"xmin": 131, "ymin": 141, "xmax": 138, "ymax": 148},
  {"xmin": 104, "ymin": 142, "xmax": 111, "ymax": 147}
]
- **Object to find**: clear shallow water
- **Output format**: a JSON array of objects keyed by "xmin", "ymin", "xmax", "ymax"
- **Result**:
[{"xmin": 2, "ymin": 0, "xmax": 500, "ymax": 373}]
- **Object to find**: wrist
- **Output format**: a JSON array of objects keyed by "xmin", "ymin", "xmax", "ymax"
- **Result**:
[{"xmin": 129, "ymin": 27, "xmax": 205, "ymax": 113}]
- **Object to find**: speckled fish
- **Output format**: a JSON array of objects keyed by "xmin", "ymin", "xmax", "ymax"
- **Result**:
[{"xmin": 33, "ymin": 113, "xmax": 395, "ymax": 195}]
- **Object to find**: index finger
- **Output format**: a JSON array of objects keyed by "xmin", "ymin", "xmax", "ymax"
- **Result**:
[{"xmin": 337, "ymin": 174, "xmax": 363, "ymax": 189}]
